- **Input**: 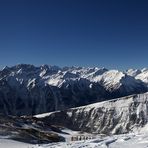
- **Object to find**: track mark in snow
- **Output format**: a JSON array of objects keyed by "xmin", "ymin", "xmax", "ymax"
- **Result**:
[{"xmin": 105, "ymin": 139, "xmax": 117, "ymax": 147}]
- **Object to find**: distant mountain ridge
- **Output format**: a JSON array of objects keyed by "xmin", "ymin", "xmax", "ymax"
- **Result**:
[{"xmin": 0, "ymin": 64, "xmax": 147, "ymax": 115}]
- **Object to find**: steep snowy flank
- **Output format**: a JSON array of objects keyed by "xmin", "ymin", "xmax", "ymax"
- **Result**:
[
  {"xmin": 37, "ymin": 92, "xmax": 148, "ymax": 135},
  {"xmin": 126, "ymin": 69, "xmax": 141, "ymax": 77},
  {"xmin": 0, "ymin": 64, "xmax": 147, "ymax": 115},
  {"xmin": 126, "ymin": 68, "xmax": 148, "ymax": 84},
  {"xmin": 136, "ymin": 69, "xmax": 148, "ymax": 84},
  {"xmin": 93, "ymin": 70, "xmax": 145, "ymax": 94}
]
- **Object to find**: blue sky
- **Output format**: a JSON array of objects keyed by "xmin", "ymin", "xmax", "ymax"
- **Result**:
[{"xmin": 0, "ymin": 0, "xmax": 148, "ymax": 70}]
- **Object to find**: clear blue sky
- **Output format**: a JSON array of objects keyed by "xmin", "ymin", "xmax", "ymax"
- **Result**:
[{"xmin": 0, "ymin": 0, "xmax": 148, "ymax": 70}]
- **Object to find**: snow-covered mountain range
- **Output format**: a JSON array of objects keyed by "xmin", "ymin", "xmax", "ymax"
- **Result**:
[{"xmin": 0, "ymin": 64, "xmax": 147, "ymax": 115}]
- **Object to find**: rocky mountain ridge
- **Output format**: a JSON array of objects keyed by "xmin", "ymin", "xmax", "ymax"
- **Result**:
[
  {"xmin": 0, "ymin": 64, "xmax": 147, "ymax": 115},
  {"xmin": 36, "ymin": 92, "xmax": 148, "ymax": 135}
]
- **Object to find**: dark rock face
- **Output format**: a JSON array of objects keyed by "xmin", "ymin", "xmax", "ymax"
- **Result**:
[
  {"xmin": 0, "ymin": 114, "xmax": 65, "ymax": 144},
  {"xmin": 0, "ymin": 64, "xmax": 147, "ymax": 115}
]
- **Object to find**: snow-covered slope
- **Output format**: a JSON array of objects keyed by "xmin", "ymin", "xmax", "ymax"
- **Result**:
[
  {"xmin": 2, "ymin": 131, "xmax": 148, "ymax": 148},
  {"xmin": 136, "ymin": 69, "xmax": 148, "ymax": 84},
  {"xmin": 1, "ymin": 92, "xmax": 148, "ymax": 147},
  {"xmin": 0, "ymin": 64, "xmax": 147, "ymax": 115},
  {"xmin": 37, "ymin": 92, "xmax": 148, "ymax": 135},
  {"xmin": 126, "ymin": 68, "xmax": 148, "ymax": 84}
]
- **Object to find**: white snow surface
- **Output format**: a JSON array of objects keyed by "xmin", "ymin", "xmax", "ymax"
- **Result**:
[
  {"xmin": 136, "ymin": 70, "xmax": 148, "ymax": 84},
  {"xmin": 1, "ymin": 129, "xmax": 148, "ymax": 148}
]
